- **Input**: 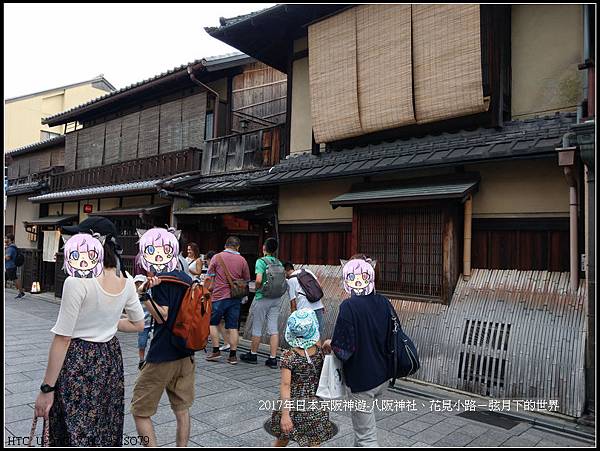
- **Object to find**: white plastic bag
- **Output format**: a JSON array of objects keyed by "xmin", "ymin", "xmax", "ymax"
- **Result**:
[{"xmin": 316, "ymin": 354, "xmax": 346, "ymax": 399}]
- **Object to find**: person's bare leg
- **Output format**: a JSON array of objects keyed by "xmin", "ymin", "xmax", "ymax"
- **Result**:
[
  {"xmin": 274, "ymin": 439, "xmax": 289, "ymax": 447},
  {"xmin": 138, "ymin": 349, "xmax": 145, "ymax": 361},
  {"xmin": 228, "ymin": 328, "xmax": 239, "ymax": 351},
  {"xmin": 133, "ymin": 415, "xmax": 157, "ymax": 447},
  {"xmin": 218, "ymin": 322, "xmax": 230, "ymax": 346},
  {"xmin": 251, "ymin": 335, "xmax": 261, "ymax": 353},
  {"xmin": 16, "ymin": 278, "xmax": 23, "ymax": 294},
  {"xmin": 270, "ymin": 334, "xmax": 279, "ymax": 358},
  {"xmin": 209, "ymin": 325, "xmax": 220, "ymax": 350},
  {"xmin": 174, "ymin": 409, "xmax": 191, "ymax": 447}
]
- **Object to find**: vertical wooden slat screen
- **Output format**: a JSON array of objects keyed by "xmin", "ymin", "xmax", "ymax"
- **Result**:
[
  {"xmin": 159, "ymin": 99, "xmax": 183, "ymax": 155},
  {"xmin": 356, "ymin": 4, "xmax": 415, "ymax": 133},
  {"xmin": 104, "ymin": 118, "xmax": 122, "ymax": 164},
  {"xmin": 75, "ymin": 123, "xmax": 105, "ymax": 169},
  {"xmin": 138, "ymin": 106, "xmax": 160, "ymax": 157},
  {"xmin": 37, "ymin": 151, "xmax": 51, "ymax": 170},
  {"xmin": 412, "ymin": 4, "xmax": 488, "ymax": 124},
  {"xmin": 358, "ymin": 206, "xmax": 444, "ymax": 299},
  {"xmin": 309, "ymin": 8, "xmax": 362, "ymax": 143},
  {"xmin": 121, "ymin": 111, "xmax": 140, "ymax": 160},
  {"xmin": 182, "ymin": 92, "xmax": 207, "ymax": 150}
]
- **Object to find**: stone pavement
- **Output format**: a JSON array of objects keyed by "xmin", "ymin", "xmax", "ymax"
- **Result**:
[{"xmin": 3, "ymin": 290, "xmax": 596, "ymax": 447}]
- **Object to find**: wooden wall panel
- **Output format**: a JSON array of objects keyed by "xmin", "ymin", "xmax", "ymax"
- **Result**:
[
  {"xmin": 471, "ymin": 220, "xmax": 569, "ymax": 272},
  {"xmin": 279, "ymin": 230, "xmax": 352, "ymax": 265}
]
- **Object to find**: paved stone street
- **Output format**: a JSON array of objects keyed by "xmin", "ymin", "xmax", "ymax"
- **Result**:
[{"xmin": 3, "ymin": 290, "xmax": 595, "ymax": 447}]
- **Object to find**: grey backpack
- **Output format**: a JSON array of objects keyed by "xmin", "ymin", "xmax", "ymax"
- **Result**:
[{"xmin": 261, "ymin": 258, "xmax": 288, "ymax": 298}]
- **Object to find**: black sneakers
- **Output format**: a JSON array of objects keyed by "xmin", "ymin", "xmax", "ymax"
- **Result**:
[
  {"xmin": 240, "ymin": 352, "xmax": 258, "ymax": 364},
  {"xmin": 265, "ymin": 357, "xmax": 278, "ymax": 369}
]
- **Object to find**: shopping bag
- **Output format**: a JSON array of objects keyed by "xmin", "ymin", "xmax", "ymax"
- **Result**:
[
  {"xmin": 316, "ymin": 354, "xmax": 346, "ymax": 399},
  {"xmin": 28, "ymin": 415, "xmax": 49, "ymax": 447}
]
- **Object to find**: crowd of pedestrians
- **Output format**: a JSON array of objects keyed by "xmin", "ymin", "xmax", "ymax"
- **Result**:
[{"xmin": 19, "ymin": 216, "xmax": 399, "ymax": 447}]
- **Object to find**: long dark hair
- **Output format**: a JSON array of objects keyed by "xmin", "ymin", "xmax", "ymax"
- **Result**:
[{"xmin": 187, "ymin": 242, "xmax": 200, "ymax": 259}]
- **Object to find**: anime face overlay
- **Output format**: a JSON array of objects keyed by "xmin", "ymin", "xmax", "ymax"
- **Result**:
[
  {"xmin": 137, "ymin": 228, "xmax": 180, "ymax": 274},
  {"xmin": 345, "ymin": 271, "xmax": 372, "ymax": 296},
  {"xmin": 143, "ymin": 242, "xmax": 173, "ymax": 272},
  {"xmin": 342, "ymin": 258, "xmax": 375, "ymax": 296},
  {"xmin": 63, "ymin": 233, "xmax": 104, "ymax": 278}
]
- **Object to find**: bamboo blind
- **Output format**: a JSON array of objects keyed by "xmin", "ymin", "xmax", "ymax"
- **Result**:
[
  {"xmin": 308, "ymin": 5, "xmax": 487, "ymax": 142},
  {"xmin": 412, "ymin": 5, "xmax": 488, "ymax": 124},
  {"xmin": 356, "ymin": 4, "xmax": 415, "ymax": 134},
  {"xmin": 309, "ymin": 8, "xmax": 362, "ymax": 143}
]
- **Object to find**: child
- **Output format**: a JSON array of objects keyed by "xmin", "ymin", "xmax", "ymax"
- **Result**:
[
  {"xmin": 271, "ymin": 309, "xmax": 334, "ymax": 447},
  {"xmin": 133, "ymin": 274, "xmax": 153, "ymax": 369}
]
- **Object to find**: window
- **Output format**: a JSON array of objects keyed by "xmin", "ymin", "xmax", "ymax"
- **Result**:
[
  {"xmin": 356, "ymin": 204, "xmax": 459, "ymax": 303},
  {"xmin": 40, "ymin": 130, "xmax": 60, "ymax": 141},
  {"xmin": 205, "ymin": 112, "xmax": 214, "ymax": 140}
]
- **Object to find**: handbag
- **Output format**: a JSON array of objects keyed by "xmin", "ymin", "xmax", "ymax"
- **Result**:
[
  {"xmin": 28, "ymin": 415, "xmax": 49, "ymax": 447},
  {"xmin": 316, "ymin": 354, "xmax": 347, "ymax": 399},
  {"xmin": 217, "ymin": 254, "xmax": 248, "ymax": 299},
  {"xmin": 386, "ymin": 301, "xmax": 420, "ymax": 387}
]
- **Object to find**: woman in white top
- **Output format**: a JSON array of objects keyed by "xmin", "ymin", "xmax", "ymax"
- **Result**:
[
  {"xmin": 186, "ymin": 242, "xmax": 203, "ymax": 279},
  {"xmin": 34, "ymin": 222, "xmax": 145, "ymax": 447}
]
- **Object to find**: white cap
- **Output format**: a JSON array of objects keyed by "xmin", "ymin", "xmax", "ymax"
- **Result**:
[{"xmin": 133, "ymin": 274, "xmax": 147, "ymax": 284}]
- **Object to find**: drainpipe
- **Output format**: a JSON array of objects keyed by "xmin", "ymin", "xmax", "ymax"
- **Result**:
[
  {"xmin": 187, "ymin": 66, "xmax": 219, "ymax": 139},
  {"xmin": 557, "ymin": 132, "xmax": 579, "ymax": 292},
  {"xmin": 463, "ymin": 195, "xmax": 473, "ymax": 281}
]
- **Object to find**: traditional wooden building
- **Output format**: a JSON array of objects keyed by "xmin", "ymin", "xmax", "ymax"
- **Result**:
[
  {"xmin": 8, "ymin": 52, "xmax": 287, "ymax": 296},
  {"xmin": 205, "ymin": 4, "xmax": 595, "ymax": 420}
]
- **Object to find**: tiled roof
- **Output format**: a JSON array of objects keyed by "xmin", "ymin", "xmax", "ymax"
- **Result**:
[
  {"xmin": 205, "ymin": 5, "xmax": 280, "ymax": 33},
  {"xmin": 6, "ymin": 135, "xmax": 65, "ymax": 157},
  {"xmin": 42, "ymin": 53, "xmax": 251, "ymax": 126},
  {"xmin": 6, "ymin": 181, "xmax": 45, "ymax": 197},
  {"xmin": 29, "ymin": 179, "xmax": 161, "ymax": 203},
  {"xmin": 253, "ymin": 113, "xmax": 577, "ymax": 185},
  {"xmin": 164, "ymin": 169, "xmax": 270, "ymax": 193}
]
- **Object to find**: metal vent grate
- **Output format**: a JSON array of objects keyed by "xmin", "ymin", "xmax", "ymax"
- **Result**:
[
  {"xmin": 462, "ymin": 320, "xmax": 511, "ymax": 351},
  {"xmin": 458, "ymin": 319, "xmax": 511, "ymax": 396}
]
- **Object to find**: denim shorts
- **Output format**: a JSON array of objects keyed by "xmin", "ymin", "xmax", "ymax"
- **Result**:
[
  {"xmin": 138, "ymin": 327, "xmax": 152, "ymax": 350},
  {"xmin": 210, "ymin": 298, "xmax": 241, "ymax": 329}
]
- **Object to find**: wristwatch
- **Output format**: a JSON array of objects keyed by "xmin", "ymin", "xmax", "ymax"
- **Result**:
[{"xmin": 40, "ymin": 383, "xmax": 55, "ymax": 393}]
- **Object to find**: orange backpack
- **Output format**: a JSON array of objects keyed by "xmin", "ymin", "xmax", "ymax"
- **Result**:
[{"xmin": 154, "ymin": 276, "xmax": 212, "ymax": 352}]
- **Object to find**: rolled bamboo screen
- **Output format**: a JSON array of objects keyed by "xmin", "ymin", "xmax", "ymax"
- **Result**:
[
  {"xmin": 412, "ymin": 5, "xmax": 488, "ymax": 124},
  {"xmin": 309, "ymin": 5, "xmax": 487, "ymax": 143},
  {"xmin": 356, "ymin": 4, "xmax": 415, "ymax": 134},
  {"xmin": 309, "ymin": 8, "xmax": 362, "ymax": 144}
]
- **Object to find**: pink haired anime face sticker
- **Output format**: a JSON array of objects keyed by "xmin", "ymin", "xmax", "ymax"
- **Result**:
[
  {"xmin": 343, "ymin": 259, "xmax": 375, "ymax": 296},
  {"xmin": 138, "ymin": 228, "xmax": 179, "ymax": 274},
  {"xmin": 63, "ymin": 233, "xmax": 104, "ymax": 278}
]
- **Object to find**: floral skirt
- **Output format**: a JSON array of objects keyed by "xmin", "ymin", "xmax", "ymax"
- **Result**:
[
  {"xmin": 270, "ymin": 398, "xmax": 334, "ymax": 446},
  {"xmin": 49, "ymin": 337, "xmax": 124, "ymax": 447}
]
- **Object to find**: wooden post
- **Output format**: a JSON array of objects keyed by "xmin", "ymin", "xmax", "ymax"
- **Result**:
[{"xmin": 463, "ymin": 195, "xmax": 473, "ymax": 281}]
